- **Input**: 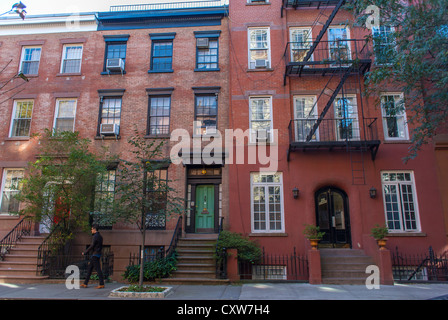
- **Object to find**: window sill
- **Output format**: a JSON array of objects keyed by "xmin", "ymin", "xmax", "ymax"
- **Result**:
[
  {"xmin": 101, "ymin": 71, "xmax": 126, "ymax": 75},
  {"xmin": 144, "ymin": 135, "xmax": 170, "ymax": 139},
  {"xmin": 5, "ymin": 137, "xmax": 30, "ymax": 141},
  {"xmin": 246, "ymin": 2, "xmax": 271, "ymax": 5},
  {"xmin": 21, "ymin": 74, "xmax": 38, "ymax": 78},
  {"xmin": 247, "ymin": 68, "xmax": 274, "ymax": 72},
  {"xmin": 249, "ymin": 232, "xmax": 288, "ymax": 237},
  {"xmin": 383, "ymin": 139, "xmax": 410, "ymax": 144},
  {"xmin": 56, "ymin": 72, "xmax": 82, "ymax": 77},
  {"xmin": 387, "ymin": 232, "xmax": 426, "ymax": 237},
  {"xmin": 0, "ymin": 214, "xmax": 20, "ymax": 219},
  {"xmin": 194, "ymin": 68, "xmax": 220, "ymax": 72},
  {"xmin": 94, "ymin": 135, "xmax": 121, "ymax": 140},
  {"xmin": 148, "ymin": 69, "xmax": 174, "ymax": 74}
]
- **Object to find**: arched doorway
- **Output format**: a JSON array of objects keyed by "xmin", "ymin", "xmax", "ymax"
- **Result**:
[{"xmin": 315, "ymin": 187, "xmax": 351, "ymax": 248}]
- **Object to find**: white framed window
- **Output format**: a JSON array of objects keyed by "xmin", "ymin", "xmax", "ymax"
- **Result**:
[
  {"xmin": 328, "ymin": 27, "xmax": 351, "ymax": 66},
  {"xmin": 249, "ymin": 96, "xmax": 273, "ymax": 143},
  {"xmin": 9, "ymin": 100, "xmax": 34, "ymax": 138},
  {"xmin": 248, "ymin": 27, "xmax": 271, "ymax": 69},
  {"xmin": 380, "ymin": 93, "xmax": 408, "ymax": 140},
  {"xmin": 372, "ymin": 26, "xmax": 395, "ymax": 65},
  {"xmin": 19, "ymin": 46, "xmax": 41, "ymax": 75},
  {"xmin": 0, "ymin": 169, "xmax": 24, "ymax": 215},
  {"xmin": 294, "ymin": 95, "xmax": 318, "ymax": 142},
  {"xmin": 289, "ymin": 27, "xmax": 312, "ymax": 63},
  {"xmin": 381, "ymin": 171, "xmax": 420, "ymax": 232},
  {"xmin": 334, "ymin": 95, "xmax": 359, "ymax": 141},
  {"xmin": 53, "ymin": 99, "xmax": 77, "ymax": 133},
  {"xmin": 251, "ymin": 172, "xmax": 284, "ymax": 233},
  {"xmin": 60, "ymin": 44, "xmax": 83, "ymax": 73}
]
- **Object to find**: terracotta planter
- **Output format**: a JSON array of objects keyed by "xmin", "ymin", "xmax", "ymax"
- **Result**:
[
  {"xmin": 377, "ymin": 238, "xmax": 388, "ymax": 250},
  {"xmin": 309, "ymin": 239, "xmax": 320, "ymax": 250}
]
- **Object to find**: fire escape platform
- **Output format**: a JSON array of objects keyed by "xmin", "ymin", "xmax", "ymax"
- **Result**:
[
  {"xmin": 283, "ymin": 0, "xmax": 342, "ymax": 9},
  {"xmin": 285, "ymin": 60, "xmax": 372, "ymax": 77},
  {"xmin": 289, "ymin": 140, "xmax": 380, "ymax": 160}
]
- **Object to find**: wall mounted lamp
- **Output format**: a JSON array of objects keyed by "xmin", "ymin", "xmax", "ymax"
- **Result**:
[
  {"xmin": 369, "ymin": 187, "xmax": 377, "ymax": 199},
  {"xmin": 292, "ymin": 187, "xmax": 299, "ymax": 199}
]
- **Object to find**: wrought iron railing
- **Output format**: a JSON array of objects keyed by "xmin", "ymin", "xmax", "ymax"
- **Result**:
[
  {"xmin": 36, "ymin": 223, "xmax": 72, "ymax": 276},
  {"xmin": 392, "ymin": 246, "xmax": 448, "ymax": 282},
  {"xmin": 110, "ymin": 0, "xmax": 228, "ymax": 12},
  {"xmin": 239, "ymin": 247, "xmax": 309, "ymax": 281},
  {"xmin": 215, "ymin": 217, "xmax": 227, "ymax": 279},
  {"xmin": 165, "ymin": 215, "xmax": 183, "ymax": 258},
  {"xmin": 289, "ymin": 117, "xmax": 379, "ymax": 144},
  {"xmin": 0, "ymin": 218, "xmax": 33, "ymax": 261}
]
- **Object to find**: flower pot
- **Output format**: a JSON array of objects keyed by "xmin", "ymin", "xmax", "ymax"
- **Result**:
[
  {"xmin": 377, "ymin": 239, "xmax": 388, "ymax": 250},
  {"xmin": 309, "ymin": 239, "xmax": 320, "ymax": 250}
]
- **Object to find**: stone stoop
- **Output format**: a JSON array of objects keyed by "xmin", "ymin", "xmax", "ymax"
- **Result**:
[
  {"xmin": 320, "ymin": 248, "xmax": 375, "ymax": 285},
  {"xmin": 0, "ymin": 236, "xmax": 49, "ymax": 283},
  {"xmin": 161, "ymin": 234, "xmax": 229, "ymax": 285}
]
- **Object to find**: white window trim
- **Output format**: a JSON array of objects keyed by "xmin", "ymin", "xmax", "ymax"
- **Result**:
[
  {"xmin": 250, "ymin": 172, "xmax": 285, "ymax": 233},
  {"xmin": 60, "ymin": 44, "xmax": 83, "ymax": 74},
  {"xmin": 380, "ymin": 92, "xmax": 409, "ymax": 141},
  {"xmin": 381, "ymin": 170, "xmax": 421, "ymax": 233},
  {"xmin": 9, "ymin": 99, "xmax": 34, "ymax": 138},
  {"xmin": 53, "ymin": 98, "xmax": 77, "ymax": 133},
  {"xmin": 333, "ymin": 94, "xmax": 359, "ymax": 141},
  {"xmin": 247, "ymin": 27, "xmax": 271, "ymax": 69},
  {"xmin": 249, "ymin": 96, "xmax": 273, "ymax": 144},
  {"xmin": 371, "ymin": 26, "xmax": 396, "ymax": 66},
  {"xmin": 328, "ymin": 26, "xmax": 352, "ymax": 67},
  {"xmin": 0, "ymin": 168, "xmax": 24, "ymax": 215},
  {"xmin": 19, "ymin": 46, "xmax": 42, "ymax": 75},
  {"xmin": 293, "ymin": 95, "xmax": 318, "ymax": 142},
  {"xmin": 289, "ymin": 27, "xmax": 313, "ymax": 63}
]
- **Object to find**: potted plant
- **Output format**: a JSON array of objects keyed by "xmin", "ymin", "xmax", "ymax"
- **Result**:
[
  {"xmin": 303, "ymin": 224, "xmax": 325, "ymax": 250},
  {"xmin": 371, "ymin": 224, "xmax": 389, "ymax": 250}
]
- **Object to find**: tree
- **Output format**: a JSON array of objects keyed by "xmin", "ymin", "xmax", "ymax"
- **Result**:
[
  {"xmin": 16, "ymin": 129, "xmax": 109, "ymax": 234},
  {"xmin": 348, "ymin": 0, "xmax": 448, "ymax": 160},
  {"xmin": 112, "ymin": 128, "xmax": 185, "ymax": 286}
]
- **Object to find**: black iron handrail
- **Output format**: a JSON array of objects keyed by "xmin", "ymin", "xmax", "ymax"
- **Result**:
[
  {"xmin": 36, "ymin": 223, "xmax": 72, "ymax": 276},
  {"xmin": 165, "ymin": 215, "xmax": 183, "ymax": 257},
  {"xmin": 215, "ymin": 217, "xmax": 227, "ymax": 279},
  {"xmin": 0, "ymin": 217, "xmax": 33, "ymax": 261}
]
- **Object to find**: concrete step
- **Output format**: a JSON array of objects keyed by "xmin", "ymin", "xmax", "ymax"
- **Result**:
[
  {"xmin": 2, "ymin": 255, "xmax": 38, "ymax": 263},
  {"xmin": 0, "ymin": 268, "xmax": 38, "ymax": 276},
  {"xmin": 157, "ymin": 277, "xmax": 229, "ymax": 285},
  {"xmin": 176, "ymin": 263, "xmax": 215, "ymax": 272},
  {"xmin": 0, "ymin": 275, "xmax": 49, "ymax": 284},
  {"xmin": 171, "ymin": 270, "xmax": 216, "ymax": 279}
]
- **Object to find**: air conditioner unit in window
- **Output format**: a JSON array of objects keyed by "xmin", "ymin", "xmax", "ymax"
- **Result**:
[
  {"xmin": 205, "ymin": 126, "xmax": 217, "ymax": 135},
  {"xmin": 100, "ymin": 123, "xmax": 120, "ymax": 136},
  {"xmin": 106, "ymin": 58, "xmax": 125, "ymax": 72},
  {"xmin": 256, "ymin": 129, "xmax": 271, "ymax": 143},
  {"xmin": 196, "ymin": 38, "xmax": 209, "ymax": 48},
  {"xmin": 255, "ymin": 59, "xmax": 268, "ymax": 68}
]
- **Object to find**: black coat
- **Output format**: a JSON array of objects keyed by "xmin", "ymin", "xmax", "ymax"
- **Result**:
[{"xmin": 84, "ymin": 232, "xmax": 103, "ymax": 256}]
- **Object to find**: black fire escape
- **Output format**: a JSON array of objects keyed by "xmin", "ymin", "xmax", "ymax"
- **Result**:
[{"xmin": 282, "ymin": 0, "xmax": 380, "ymax": 185}]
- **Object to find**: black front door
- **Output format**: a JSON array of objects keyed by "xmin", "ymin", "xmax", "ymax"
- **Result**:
[{"xmin": 315, "ymin": 187, "xmax": 351, "ymax": 248}]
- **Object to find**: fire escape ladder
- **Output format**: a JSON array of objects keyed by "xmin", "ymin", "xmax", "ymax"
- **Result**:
[
  {"xmin": 305, "ymin": 65, "xmax": 352, "ymax": 142},
  {"xmin": 298, "ymin": 0, "xmax": 346, "ymax": 76}
]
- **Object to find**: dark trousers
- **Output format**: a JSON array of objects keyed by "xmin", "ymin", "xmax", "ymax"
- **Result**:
[{"xmin": 84, "ymin": 256, "xmax": 104, "ymax": 285}]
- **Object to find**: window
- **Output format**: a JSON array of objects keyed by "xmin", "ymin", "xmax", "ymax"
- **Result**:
[
  {"xmin": 92, "ymin": 169, "xmax": 116, "ymax": 229},
  {"xmin": 372, "ymin": 26, "xmax": 395, "ymax": 65},
  {"xmin": 251, "ymin": 172, "xmax": 284, "ymax": 233},
  {"xmin": 294, "ymin": 96, "xmax": 318, "ymax": 141},
  {"xmin": 195, "ymin": 31, "xmax": 221, "ymax": 70},
  {"xmin": 249, "ymin": 96, "xmax": 272, "ymax": 143},
  {"xmin": 148, "ymin": 96, "xmax": 171, "ymax": 136},
  {"xmin": 146, "ymin": 167, "xmax": 168, "ymax": 230},
  {"xmin": 381, "ymin": 93, "xmax": 408, "ymax": 140},
  {"xmin": 195, "ymin": 95, "xmax": 218, "ymax": 135},
  {"xmin": 10, "ymin": 100, "xmax": 33, "ymax": 138},
  {"xmin": 101, "ymin": 98, "xmax": 121, "ymax": 126},
  {"xmin": 248, "ymin": 28, "xmax": 270, "ymax": 69},
  {"xmin": 290, "ymin": 28, "xmax": 312, "ymax": 62},
  {"xmin": 60, "ymin": 44, "xmax": 83, "ymax": 73},
  {"xmin": 103, "ymin": 35, "xmax": 129, "ymax": 74},
  {"xmin": 334, "ymin": 95, "xmax": 359, "ymax": 141},
  {"xmin": 149, "ymin": 33, "xmax": 175, "ymax": 73},
  {"xmin": 381, "ymin": 171, "xmax": 420, "ymax": 232},
  {"xmin": 19, "ymin": 46, "xmax": 41, "ymax": 75},
  {"xmin": 0, "ymin": 169, "xmax": 24, "ymax": 214},
  {"xmin": 53, "ymin": 99, "xmax": 77, "ymax": 133},
  {"xmin": 328, "ymin": 27, "xmax": 351, "ymax": 65}
]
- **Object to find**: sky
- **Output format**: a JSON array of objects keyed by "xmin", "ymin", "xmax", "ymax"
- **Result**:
[{"xmin": 1, "ymin": 0, "xmax": 192, "ymax": 16}]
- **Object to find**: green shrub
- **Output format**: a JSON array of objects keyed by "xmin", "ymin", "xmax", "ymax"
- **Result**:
[
  {"xmin": 215, "ymin": 231, "xmax": 262, "ymax": 263},
  {"xmin": 122, "ymin": 252, "xmax": 177, "ymax": 283}
]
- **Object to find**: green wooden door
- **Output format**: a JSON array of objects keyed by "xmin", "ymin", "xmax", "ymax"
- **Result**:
[{"xmin": 195, "ymin": 185, "xmax": 215, "ymax": 232}]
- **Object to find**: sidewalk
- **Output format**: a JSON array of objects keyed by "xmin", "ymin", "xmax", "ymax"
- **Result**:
[{"xmin": 0, "ymin": 281, "xmax": 447, "ymax": 300}]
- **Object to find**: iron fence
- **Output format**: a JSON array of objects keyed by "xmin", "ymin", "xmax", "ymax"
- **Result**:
[
  {"xmin": 239, "ymin": 247, "xmax": 308, "ymax": 281},
  {"xmin": 392, "ymin": 246, "xmax": 448, "ymax": 282}
]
